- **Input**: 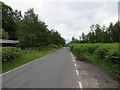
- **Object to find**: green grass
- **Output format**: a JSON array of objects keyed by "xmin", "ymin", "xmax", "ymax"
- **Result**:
[
  {"xmin": 2, "ymin": 47, "xmax": 62, "ymax": 73},
  {"xmin": 82, "ymin": 53, "xmax": 120, "ymax": 73},
  {"xmin": 72, "ymin": 51, "xmax": 120, "ymax": 79},
  {"xmin": 70, "ymin": 43, "xmax": 120, "ymax": 78}
]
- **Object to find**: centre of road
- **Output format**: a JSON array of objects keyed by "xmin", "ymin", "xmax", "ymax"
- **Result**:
[{"xmin": 70, "ymin": 52, "xmax": 83, "ymax": 88}]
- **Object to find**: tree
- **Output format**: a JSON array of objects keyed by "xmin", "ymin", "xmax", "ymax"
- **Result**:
[
  {"xmin": 0, "ymin": 28, "xmax": 9, "ymax": 39},
  {"xmin": 49, "ymin": 30, "xmax": 65, "ymax": 46},
  {"xmin": 112, "ymin": 21, "xmax": 120, "ymax": 43},
  {"xmin": 18, "ymin": 8, "xmax": 40, "ymax": 47},
  {"xmin": 17, "ymin": 8, "xmax": 65, "ymax": 47},
  {"xmin": 1, "ymin": 2, "xmax": 65, "ymax": 47},
  {"xmin": 79, "ymin": 36, "xmax": 82, "ymax": 43},
  {"xmin": 72, "ymin": 36, "xmax": 75, "ymax": 43},
  {"xmin": 104, "ymin": 23, "xmax": 113, "ymax": 43},
  {"xmin": 81, "ymin": 33, "xmax": 88, "ymax": 43},
  {"xmin": 71, "ymin": 36, "xmax": 78, "ymax": 43},
  {"xmin": 87, "ymin": 32, "xmax": 95, "ymax": 43},
  {"xmin": 13, "ymin": 10, "xmax": 22, "ymax": 22},
  {"xmin": 94, "ymin": 24, "xmax": 103, "ymax": 43},
  {"xmin": 1, "ymin": 1, "xmax": 17, "ymax": 40},
  {"xmin": 77, "ymin": 22, "xmax": 119, "ymax": 44}
]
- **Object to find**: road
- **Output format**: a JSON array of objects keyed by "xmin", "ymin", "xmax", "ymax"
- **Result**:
[{"xmin": 2, "ymin": 47, "xmax": 119, "ymax": 88}]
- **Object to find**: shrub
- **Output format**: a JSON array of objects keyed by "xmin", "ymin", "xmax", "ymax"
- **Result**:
[
  {"xmin": 70, "ymin": 43, "xmax": 119, "ymax": 64},
  {"xmin": 105, "ymin": 44, "xmax": 120, "ymax": 64},
  {"xmin": 70, "ymin": 43, "xmax": 101, "ymax": 55},
  {"xmin": 94, "ymin": 44, "xmax": 120, "ymax": 63},
  {"xmin": 0, "ymin": 29, "xmax": 9, "ymax": 39},
  {"xmin": 37, "ymin": 44, "xmax": 59, "ymax": 51},
  {"xmin": 2, "ymin": 47, "xmax": 22, "ymax": 62},
  {"xmin": 106, "ymin": 49, "xmax": 120, "ymax": 64},
  {"xmin": 87, "ymin": 44, "xmax": 101, "ymax": 54},
  {"xmin": 70, "ymin": 43, "xmax": 120, "ymax": 75},
  {"xmin": 48, "ymin": 44, "xmax": 58, "ymax": 48},
  {"xmin": 94, "ymin": 44, "xmax": 110, "ymax": 59}
]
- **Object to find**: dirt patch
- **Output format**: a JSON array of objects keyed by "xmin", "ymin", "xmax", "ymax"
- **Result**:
[
  {"xmin": 73, "ymin": 53, "xmax": 120, "ymax": 83},
  {"xmin": 73, "ymin": 54, "xmax": 90, "ymax": 63}
]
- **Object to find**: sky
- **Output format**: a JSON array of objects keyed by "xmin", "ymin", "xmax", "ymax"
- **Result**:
[{"xmin": 1, "ymin": 0, "xmax": 119, "ymax": 43}]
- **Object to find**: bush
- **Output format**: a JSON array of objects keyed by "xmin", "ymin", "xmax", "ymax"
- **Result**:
[
  {"xmin": 87, "ymin": 44, "xmax": 101, "ymax": 54},
  {"xmin": 94, "ymin": 44, "xmax": 110, "ymax": 59},
  {"xmin": 105, "ymin": 44, "xmax": 120, "ymax": 64},
  {"xmin": 70, "ymin": 43, "xmax": 119, "ymax": 64},
  {"xmin": 70, "ymin": 43, "xmax": 101, "ymax": 55},
  {"xmin": 0, "ymin": 29, "xmax": 9, "ymax": 39},
  {"xmin": 2, "ymin": 47, "xmax": 22, "ymax": 62},
  {"xmin": 37, "ymin": 44, "xmax": 59, "ymax": 51},
  {"xmin": 48, "ymin": 44, "xmax": 59, "ymax": 48},
  {"xmin": 70, "ymin": 43, "xmax": 120, "ymax": 74},
  {"xmin": 94, "ymin": 44, "xmax": 120, "ymax": 63},
  {"xmin": 106, "ymin": 49, "xmax": 120, "ymax": 64}
]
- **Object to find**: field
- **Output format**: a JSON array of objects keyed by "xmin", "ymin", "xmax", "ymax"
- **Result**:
[{"xmin": 70, "ymin": 43, "xmax": 120, "ymax": 78}]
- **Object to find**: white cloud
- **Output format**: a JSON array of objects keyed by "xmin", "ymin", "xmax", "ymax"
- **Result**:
[
  {"xmin": 102, "ymin": 15, "xmax": 118, "ymax": 26},
  {"xmin": 1, "ymin": 0, "xmax": 118, "ymax": 42}
]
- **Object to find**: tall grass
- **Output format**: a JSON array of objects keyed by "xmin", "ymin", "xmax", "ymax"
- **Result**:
[{"xmin": 70, "ymin": 43, "xmax": 120, "ymax": 77}]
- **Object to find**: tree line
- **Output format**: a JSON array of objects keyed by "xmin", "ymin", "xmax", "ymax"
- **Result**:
[
  {"xmin": 72, "ymin": 22, "xmax": 120, "ymax": 43},
  {"xmin": 0, "ymin": 1, "xmax": 65, "ymax": 47}
]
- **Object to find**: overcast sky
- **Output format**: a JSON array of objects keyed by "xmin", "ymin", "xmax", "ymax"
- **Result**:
[{"xmin": 2, "ymin": 0, "xmax": 119, "ymax": 43}]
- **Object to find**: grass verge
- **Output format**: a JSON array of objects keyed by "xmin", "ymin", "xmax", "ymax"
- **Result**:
[
  {"xmin": 2, "ymin": 47, "xmax": 62, "ymax": 73},
  {"xmin": 72, "ymin": 52, "xmax": 120, "ymax": 79},
  {"xmin": 83, "ymin": 53, "xmax": 119, "ymax": 73},
  {"xmin": 70, "ymin": 43, "xmax": 120, "ymax": 79}
]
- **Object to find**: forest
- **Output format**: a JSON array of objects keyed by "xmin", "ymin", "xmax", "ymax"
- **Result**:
[{"xmin": 0, "ymin": 1, "xmax": 65, "ymax": 47}]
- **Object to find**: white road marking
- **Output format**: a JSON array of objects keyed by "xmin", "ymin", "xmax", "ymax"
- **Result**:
[
  {"xmin": 72, "ymin": 56, "xmax": 75, "ymax": 59},
  {"xmin": 76, "ymin": 70, "xmax": 79, "ymax": 75},
  {"xmin": 71, "ymin": 52, "xmax": 82, "ymax": 89},
  {"xmin": 70, "ymin": 53, "xmax": 73, "ymax": 56},
  {"xmin": 70, "ymin": 53, "xmax": 75, "ymax": 59},
  {"xmin": 79, "ymin": 81, "xmax": 82, "ymax": 88},
  {"xmin": 74, "ymin": 63, "xmax": 77, "ymax": 67},
  {"xmin": 73, "ymin": 59, "xmax": 75, "ymax": 62}
]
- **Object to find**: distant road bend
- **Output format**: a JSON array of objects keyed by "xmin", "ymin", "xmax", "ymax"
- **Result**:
[{"xmin": 2, "ymin": 47, "xmax": 119, "ymax": 88}]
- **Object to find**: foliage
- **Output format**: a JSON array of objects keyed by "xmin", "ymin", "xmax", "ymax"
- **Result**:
[
  {"xmin": 70, "ymin": 43, "xmax": 101, "ymax": 55},
  {"xmin": 17, "ymin": 9, "xmax": 65, "ymax": 47},
  {"xmin": 93, "ymin": 44, "xmax": 119, "ymax": 64},
  {"xmin": 0, "ymin": 28, "xmax": 9, "ymax": 39},
  {"xmin": 2, "ymin": 47, "xmax": 22, "ymax": 62},
  {"xmin": 71, "ymin": 22, "xmax": 120, "ymax": 43},
  {"xmin": 2, "ymin": 47, "xmax": 61, "ymax": 73},
  {"xmin": 48, "ymin": 44, "xmax": 59, "ymax": 48},
  {"xmin": 1, "ymin": 2, "xmax": 65, "ymax": 46},
  {"xmin": 70, "ymin": 43, "xmax": 120, "ymax": 74},
  {"xmin": 1, "ymin": 1, "xmax": 18, "ymax": 39}
]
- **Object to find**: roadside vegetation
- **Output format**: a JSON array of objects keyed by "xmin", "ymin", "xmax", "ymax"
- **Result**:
[
  {"xmin": 70, "ymin": 43, "xmax": 120, "ymax": 78},
  {"xmin": 1, "ymin": 1, "xmax": 65, "ymax": 46},
  {"xmin": 69, "ymin": 16, "xmax": 120, "ymax": 79},
  {"xmin": 1, "ymin": 1, "xmax": 65, "ymax": 73},
  {"xmin": 2, "ymin": 45, "xmax": 62, "ymax": 73}
]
